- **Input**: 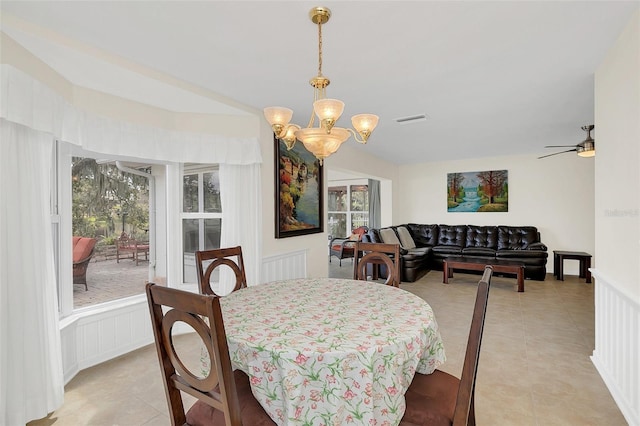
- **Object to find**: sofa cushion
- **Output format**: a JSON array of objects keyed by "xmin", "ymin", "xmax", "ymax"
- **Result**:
[
  {"xmin": 432, "ymin": 245, "xmax": 463, "ymax": 255},
  {"xmin": 73, "ymin": 237, "xmax": 96, "ymax": 263},
  {"xmin": 497, "ymin": 226, "xmax": 539, "ymax": 250},
  {"xmin": 403, "ymin": 247, "xmax": 431, "ymax": 261},
  {"xmin": 396, "ymin": 226, "xmax": 417, "ymax": 249},
  {"xmin": 496, "ymin": 250, "xmax": 548, "ymax": 259},
  {"xmin": 406, "ymin": 224, "xmax": 439, "ymax": 247},
  {"xmin": 465, "ymin": 225, "xmax": 498, "ymax": 250},
  {"xmin": 462, "ymin": 247, "xmax": 497, "ymax": 257},
  {"xmin": 437, "ymin": 225, "xmax": 467, "ymax": 247}
]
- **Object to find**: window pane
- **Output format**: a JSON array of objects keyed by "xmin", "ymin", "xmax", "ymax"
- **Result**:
[
  {"xmin": 183, "ymin": 174, "xmax": 199, "ymax": 213},
  {"xmin": 328, "ymin": 213, "xmax": 347, "ymax": 238},
  {"xmin": 183, "ymin": 218, "xmax": 199, "ymax": 253},
  {"xmin": 204, "ymin": 218, "xmax": 222, "ymax": 250},
  {"xmin": 328, "ymin": 186, "xmax": 347, "ymax": 211},
  {"xmin": 351, "ymin": 213, "xmax": 369, "ymax": 230},
  {"xmin": 203, "ymin": 172, "xmax": 221, "ymax": 213},
  {"xmin": 350, "ymin": 185, "xmax": 369, "ymax": 211}
]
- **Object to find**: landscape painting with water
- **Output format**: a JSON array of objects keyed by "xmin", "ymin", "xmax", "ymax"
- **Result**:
[
  {"xmin": 275, "ymin": 136, "xmax": 323, "ymax": 238},
  {"xmin": 447, "ymin": 170, "xmax": 508, "ymax": 212}
]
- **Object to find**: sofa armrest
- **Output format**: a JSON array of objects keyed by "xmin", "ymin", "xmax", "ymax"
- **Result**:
[{"xmin": 527, "ymin": 242, "xmax": 547, "ymax": 251}]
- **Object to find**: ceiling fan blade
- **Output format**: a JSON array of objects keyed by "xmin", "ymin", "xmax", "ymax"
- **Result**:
[
  {"xmin": 544, "ymin": 145, "xmax": 578, "ymax": 148},
  {"xmin": 537, "ymin": 148, "xmax": 577, "ymax": 159}
]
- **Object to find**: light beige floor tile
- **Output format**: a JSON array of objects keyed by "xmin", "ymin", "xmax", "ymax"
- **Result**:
[{"xmin": 27, "ymin": 266, "xmax": 625, "ymax": 425}]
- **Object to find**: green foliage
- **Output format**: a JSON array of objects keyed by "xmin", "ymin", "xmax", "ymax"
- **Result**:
[
  {"xmin": 72, "ymin": 157, "xmax": 149, "ymax": 239},
  {"xmin": 477, "ymin": 203, "xmax": 508, "ymax": 212}
]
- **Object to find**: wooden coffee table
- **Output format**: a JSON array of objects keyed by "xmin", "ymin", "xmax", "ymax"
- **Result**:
[{"xmin": 443, "ymin": 256, "xmax": 525, "ymax": 292}]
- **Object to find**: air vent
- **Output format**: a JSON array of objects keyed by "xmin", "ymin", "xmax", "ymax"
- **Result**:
[{"xmin": 394, "ymin": 114, "xmax": 428, "ymax": 124}]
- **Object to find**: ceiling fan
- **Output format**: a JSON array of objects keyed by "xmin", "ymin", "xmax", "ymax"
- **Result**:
[{"xmin": 538, "ymin": 125, "xmax": 595, "ymax": 159}]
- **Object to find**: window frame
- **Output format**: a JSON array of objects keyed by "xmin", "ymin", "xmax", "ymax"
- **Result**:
[
  {"xmin": 179, "ymin": 163, "xmax": 222, "ymax": 285},
  {"xmin": 327, "ymin": 179, "xmax": 369, "ymax": 238}
]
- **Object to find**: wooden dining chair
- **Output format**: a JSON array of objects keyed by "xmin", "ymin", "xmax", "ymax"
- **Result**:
[
  {"xmin": 353, "ymin": 241, "xmax": 401, "ymax": 287},
  {"xmin": 400, "ymin": 265, "xmax": 493, "ymax": 426},
  {"xmin": 196, "ymin": 246, "xmax": 247, "ymax": 296},
  {"xmin": 145, "ymin": 283, "xmax": 275, "ymax": 426}
]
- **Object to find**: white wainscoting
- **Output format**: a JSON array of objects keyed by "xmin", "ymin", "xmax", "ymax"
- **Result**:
[
  {"xmin": 59, "ymin": 295, "xmax": 154, "ymax": 384},
  {"xmin": 261, "ymin": 249, "xmax": 308, "ymax": 283},
  {"xmin": 60, "ymin": 250, "xmax": 308, "ymax": 384},
  {"xmin": 591, "ymin": 269, "xmax": 639, "ymax": 426}
]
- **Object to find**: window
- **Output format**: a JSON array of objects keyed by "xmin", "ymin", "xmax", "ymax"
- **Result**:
[
  {"xmin": 71, "ymin": 154, "xmax": 151, "ymax": 308},
  {"xmin": 53, "ymin": 142, "xmax": 156, "ymax": 314},
  {"xmin": 327, "ymin": 186, "xmax": 347, "ymax": 238},
  {"xmin": 181, "ymin": 164, "xmax": 222, "ymax": 283},
  {"xmin": 327, "ymin": 183, "xmax": 368, "ymax": 237}
]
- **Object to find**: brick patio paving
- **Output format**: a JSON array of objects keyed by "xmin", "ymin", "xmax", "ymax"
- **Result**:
[{"xmin": 74, "ymin": 257, "xmax": 150, "ymax": 308}]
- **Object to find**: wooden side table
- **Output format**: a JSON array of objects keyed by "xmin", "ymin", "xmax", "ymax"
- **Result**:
[{"xmin": 553, "ymin": 251, "xmax": 592, "ymax": 283}]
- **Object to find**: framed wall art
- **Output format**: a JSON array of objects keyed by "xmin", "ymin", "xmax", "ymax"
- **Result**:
[
  {"xmin": 274, "ymin": 136, "xmax": 324, "ymax": 238},
  {"xmin": 447, "ymin": 169, "xmax": 508, "ymax": 212}
]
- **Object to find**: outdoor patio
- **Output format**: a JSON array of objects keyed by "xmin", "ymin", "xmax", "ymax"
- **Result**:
[{"xmin": 74, "ymin": 257, "xmax": 150, "ymax": 308}]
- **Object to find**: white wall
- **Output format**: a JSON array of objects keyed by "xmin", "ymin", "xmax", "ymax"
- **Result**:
[
  {"xmin": 594, "ymin": 11, "xmax": 640, "ymax": 301},
  {"xmin": 261, "ymin": 140, "xmax": 399, "ymax": 279},
  {"xmin": 398, "ymin": 153, "xmax": 595, "ymax": 275},
  {"xmin": 591, "ymin": 11, "xmax": 640, "ymax": 426}
]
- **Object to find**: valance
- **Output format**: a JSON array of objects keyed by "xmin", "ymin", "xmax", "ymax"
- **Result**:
[{"xmin": 0, "ymin": 64, "xmax": 262, "ymax": 165}]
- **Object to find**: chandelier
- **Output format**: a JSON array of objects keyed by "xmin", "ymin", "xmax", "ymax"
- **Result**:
[{"xmin": 263, "ymin": 6, "xmax": 379, "ymax": 164}]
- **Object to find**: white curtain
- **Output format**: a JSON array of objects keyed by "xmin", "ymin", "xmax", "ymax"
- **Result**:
[
  {"xmin": 0, "ymin": 119, "xmax": 65, "ymax": 425},
  {"xmin": 368, "ymin": 179, "xmax": 381, "ymax": 229},
  {"xmin": 1, "ymin": 64, "xmax": 262, "ymax": 165},
  {"xmin": 219, "ymin": 163, "xmax": 263, "ymax": 291},
  {"xmin": 0, "ymin": 64, "xmax": 264, "ymax": 422}
]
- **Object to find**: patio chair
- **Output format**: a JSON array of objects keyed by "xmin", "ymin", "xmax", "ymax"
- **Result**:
[
  {"xmin": 401, "ymin": 265, "xmax": 493, "ymax": 426},
  {"xmin": 329, "ymin": 226, "xmax": 369, "ymax": 266},
  {"xmin": 116, "ymin": 232, "xmax": 149, "ymax": 266},
  {"xmin": 73, "ymin": 236, "xmax": 97, "ymax": 291}
]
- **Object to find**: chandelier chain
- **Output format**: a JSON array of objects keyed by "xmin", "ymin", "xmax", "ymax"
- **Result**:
[{"xmin": 317, "ymin": 20, "xmax": 323, "ymax": 77}]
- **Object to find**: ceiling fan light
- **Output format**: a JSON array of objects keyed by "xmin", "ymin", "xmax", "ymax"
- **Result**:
[
  {"xmin": 577, "ymin": 139, "xmax": 595, "ymax": 157},
  {"xmin": 578, "ymin": 150, "xmax": 595, "ymax": 158}
]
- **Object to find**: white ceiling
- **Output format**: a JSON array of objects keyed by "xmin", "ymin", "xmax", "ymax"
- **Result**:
[{"xmin": 1, "ymin": 1, "xmax": 637, "ymax": 164}]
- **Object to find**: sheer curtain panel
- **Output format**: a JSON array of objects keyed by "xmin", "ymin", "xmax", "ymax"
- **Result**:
[
  {"xmin": 219, "ymin": 163, "xmax": 263, "ymax": 292},
  {"xmin": 368, "ymin": 179, "xmax": 381, "ymax": 229},
  {"xmin": 0, "ymin": 119, "xmax": 65, "ymax": 425}
]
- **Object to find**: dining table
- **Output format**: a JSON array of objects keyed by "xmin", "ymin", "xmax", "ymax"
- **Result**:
[{"xmin": 213, "ymin": 277, "xmax": 446, "ymax": 426}]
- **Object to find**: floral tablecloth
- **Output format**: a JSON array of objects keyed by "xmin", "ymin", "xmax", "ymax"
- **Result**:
[{"xmin": 219, "ymin": 278, "xmax": 446, "ymax": 426}]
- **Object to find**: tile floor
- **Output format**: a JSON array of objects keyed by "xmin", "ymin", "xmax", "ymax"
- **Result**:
[{"xmin": 29, "ymin": 263, "xmax": 627, "ymax": 426}]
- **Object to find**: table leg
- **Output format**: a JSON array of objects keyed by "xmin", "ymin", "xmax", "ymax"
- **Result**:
[
  {"xmin": 585, "ymin": 258, "xmax": 592, "ymax": 283},
  {"xmin": 553, "ymin": 253, "xmax": 558, "ymax": 279},
  {"xmin": 517, "ymin": 266, "xmax": 524, "ymax": 292},
  {"xmin": 557, "ymin": 255, "xmax": 564, "ymax": 281},
  {"xmin": 443, "ymin": 262, "xmax": 449, "ymax": 284}
]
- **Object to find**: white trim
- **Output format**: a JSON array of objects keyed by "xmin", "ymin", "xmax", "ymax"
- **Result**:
[{"xmin": 590, "ymin": 268, "xmax": 640, "ymax": 426}]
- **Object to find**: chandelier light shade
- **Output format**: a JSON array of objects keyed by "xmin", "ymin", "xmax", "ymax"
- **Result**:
[{"xmin": 264, "ymin": 6, "xmax": 379, "ymax": 164}]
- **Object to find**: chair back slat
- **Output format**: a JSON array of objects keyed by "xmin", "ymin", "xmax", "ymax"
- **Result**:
[
  {"xmin": 353, "ymin": 242, "xmax": 401, "ymax": 286},
  {"xmin": 146, "ymin": 283, "xmax": 242, "ymax": 426},
  {"xmin": 452, "ymin": 265, "xmax": 492, "ymax": 426},
  {"xmin": 196, "ymin": 246, "xmax": 247, "ymax": 296}
]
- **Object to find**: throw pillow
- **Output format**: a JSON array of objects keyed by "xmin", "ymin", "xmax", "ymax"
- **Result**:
[
  {"xmin": 379, "ymin": 228, "xmax": 401, "ymax": 245},
  {"xmin": 396, "ymin": 226, "xmax": 417, "ymax": 249},
  {"xmin": 348, "ymin": 233, "xmax": 361, "ymax": 241}
]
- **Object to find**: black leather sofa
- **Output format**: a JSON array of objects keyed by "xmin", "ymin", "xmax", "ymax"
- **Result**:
[{"xmin": 365, "ymin": 224, "xmax": 548, "ymax": 282}]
